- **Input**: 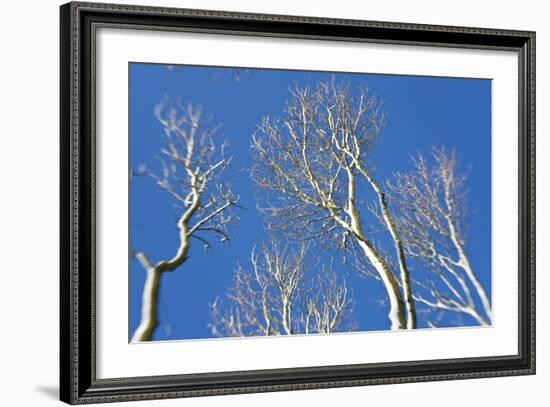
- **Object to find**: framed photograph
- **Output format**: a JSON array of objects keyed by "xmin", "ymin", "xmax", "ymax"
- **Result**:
[{"xmin": 60, "ymin": 1, "xmax": 535, "ymax": 404}]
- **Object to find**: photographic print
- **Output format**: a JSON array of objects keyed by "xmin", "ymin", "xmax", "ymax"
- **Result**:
[
  {"xmin": 60, "ymin": 5, "xmax": 535, "ymax": 403},
  {"xmin": 129, "ymin": 64, "xmax": 492, "ymax": 342}
]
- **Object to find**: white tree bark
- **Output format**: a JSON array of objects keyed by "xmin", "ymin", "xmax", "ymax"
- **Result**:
[
  {"xmin": 354, "ymin": 164, "xmax": 416, "ymax": 329},
  {"xmin": 343, "ymin": 167, "xmax": 406, "ymax": 329},
  {"xmin": 131, "ymin": 209, "xmax": 193, "ymax": 342},
  {"xmin": 131, "ymin": 253, "xmax": 162, "ymax": 342}
]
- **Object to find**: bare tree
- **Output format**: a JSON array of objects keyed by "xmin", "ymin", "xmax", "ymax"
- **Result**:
[
  {"xmin": 386, "ymin": 148, "xmax": 492, "ymax": 326},
  {"xmin": 131, "ymin": 97, "xmax": 239, "ymax": 342},
  {"xmin": 250, "ymin": 80, "xmax": 416, "ymax": 329},
  {"xmin": 210, "ymin": 241, "xmax": 354, "ymax": 337},
  {"xmin": 303, "ymin": 263, "xmax": 355, "ymax": 334}
]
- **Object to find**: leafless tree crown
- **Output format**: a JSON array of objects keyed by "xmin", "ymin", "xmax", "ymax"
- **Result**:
[
  {"xmin": 209, "ymin": 241, "xmax": 354, "ymax": 337},
  {"xmin": 251, "ymin": 80, "xmax": 383, "ymax": 243},
  {"xmin": 386, "ymin": 148, "xmax": 492, "ymax": 325},
  {"xmin": 146, "ymin": 97, "xmax": 240, "ymax": 249}
]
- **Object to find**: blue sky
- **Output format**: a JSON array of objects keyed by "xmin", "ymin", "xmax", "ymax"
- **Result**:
[{"xmin": 129, "ymin": 63, "xmax": 491, "ymax": 341}]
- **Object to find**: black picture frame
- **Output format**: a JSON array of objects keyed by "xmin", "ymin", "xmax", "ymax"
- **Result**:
[{"xmin": 60, "ymin": 1, "xmax": 536, "ymax": 404}]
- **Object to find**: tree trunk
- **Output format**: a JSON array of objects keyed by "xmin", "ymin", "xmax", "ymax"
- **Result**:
[
  {"xmin": 378, "ymin": 193, "xmax": 417, "ymax": 329},
  {"xmin": 131, "ymin": 263, "xmax": 162, "ymax": 342},
  {"xmin": 132, "ymin": 194, "xmax": 195, "ymax": 342},
  {"xmin": 356, "ymin": 239, "xmax": 407, "ymax": 330},
  {"xmin": 357, "ymin": 164, "xmax": 416, "ymax": 329},
  {"xmin": 345, "ymin": 167, "xmax": 407, "ymax": 330}
]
